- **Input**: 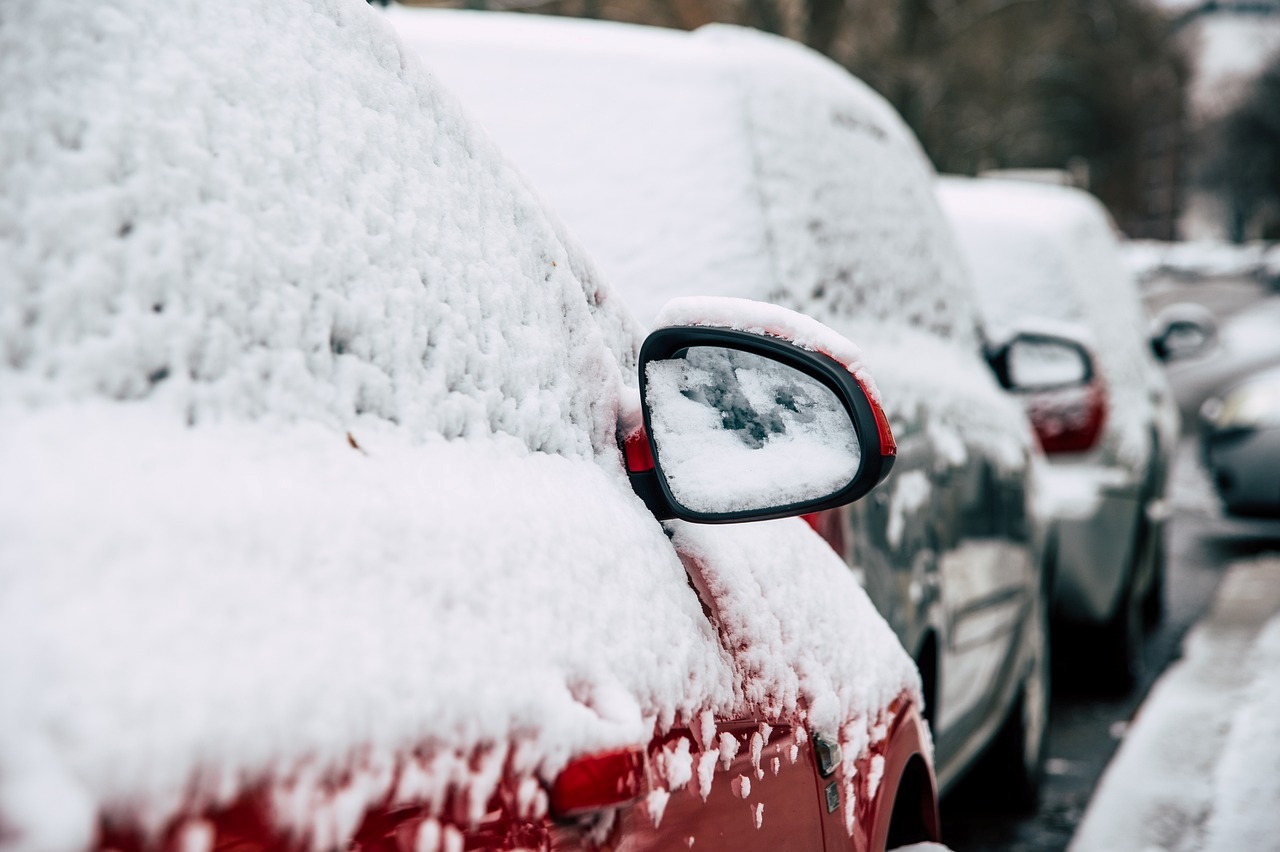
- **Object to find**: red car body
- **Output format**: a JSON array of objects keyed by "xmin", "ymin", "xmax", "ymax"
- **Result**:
[
  {"xmin": 87, "ymin": 391, "xmax": 936, "ymax": 852},
  {"xmin": 94, "ymin": 699, "xmax": 935, "ymax": 852}
]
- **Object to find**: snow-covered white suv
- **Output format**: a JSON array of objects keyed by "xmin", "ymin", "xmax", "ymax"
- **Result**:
[{"xmin": 0, "ymin": 1, "xmax": 937, "ymax": 850}]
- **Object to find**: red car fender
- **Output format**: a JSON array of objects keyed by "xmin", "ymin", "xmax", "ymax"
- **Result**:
[{"xmin": 866, "ymin": 697, "xmax": 939, "ymax": 852}]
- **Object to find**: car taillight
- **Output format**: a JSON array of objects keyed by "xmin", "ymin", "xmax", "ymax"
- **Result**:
[
  {"xmin": 1025, "ymin": 380, "xmax": 1108, "ymax": 455},
  {"xmin": 548, "ymin": 747, "xmax": 647, "ymax": 818}
]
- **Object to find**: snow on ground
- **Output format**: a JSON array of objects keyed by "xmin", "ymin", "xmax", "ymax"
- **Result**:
[
  {"xmin": 0, "ymin": 0, "xmax": 920, "ymax": 845},
  {"xmin": 1069, "ymin": 555, "xmax": 1280, "ymax": 852}
]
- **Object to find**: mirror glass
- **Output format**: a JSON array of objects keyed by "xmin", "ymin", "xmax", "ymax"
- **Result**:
[
  {"xmin": 1159, "ymin": 321, "xmax": 1212, "ymax": 361},
  {"xmin": 645, "ymin": 346, "xmax": 860, "ymax": 514},
  {"xmin": 1007, "ymin": 338, "xmax": 1089, "ymax": 391}
]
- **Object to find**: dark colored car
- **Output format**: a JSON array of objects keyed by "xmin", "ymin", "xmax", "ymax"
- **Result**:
[{"xmin": 1201, "ymin": 364, "xmax": 1280, "ymax": 516}]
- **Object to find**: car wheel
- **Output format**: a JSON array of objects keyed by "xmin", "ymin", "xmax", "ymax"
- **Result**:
[
  {"xmin": 1095, "ymin": 579, "xmax": 1142, "ymax": 693},
  {"xmin": 966, "ymin": 591, "xmax": 1050, "ymax": 812}
]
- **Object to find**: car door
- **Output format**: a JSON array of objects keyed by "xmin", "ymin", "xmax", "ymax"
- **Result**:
[
  {"xmin": 611, "ymin": 720, "xmax": 827, "ymax": 851},
  {"xmin": 815, "ymin": 378, "xmax": 1036, "ymax": 791}
]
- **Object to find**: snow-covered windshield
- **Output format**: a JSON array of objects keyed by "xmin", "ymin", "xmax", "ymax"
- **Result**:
[{"xmin": 390, "ymin": 10, "xmax": 980, "ymax": 350}]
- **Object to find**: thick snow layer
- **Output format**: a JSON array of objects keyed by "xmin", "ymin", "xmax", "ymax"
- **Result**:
[
  {"xmin": 0, "ymin": 0, "xmax": 641, "ymax": 459},
  {"xmin": 0, "ymin": 406, "xmax": 732, "ymax": 844},
  {"xmin": 938, "ymin": 177, "xmax": 1169, "ymax": 470},
  {"xmin": 1070, "ymin": 556, "xmax": 1280, "ymax": 852},
  {"xmin": 389, "ymin": 9, "xmax": 1034, "ymax": 475},
  {"xmin": 654, "ymin": 296, "xmax": 881, "ymax": 404},
  {"xmin": 0, "ymin": 0, "xmax": 920, "ymax": 844},
  {"xmin": 668, "ymin": 520, "xmax": 922, "ymax": 746}
]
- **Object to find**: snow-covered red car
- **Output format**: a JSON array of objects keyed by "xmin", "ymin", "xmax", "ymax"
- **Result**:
[{"xmin": 0, "ymin": 1, "xmax": 938, "ymax": 850}]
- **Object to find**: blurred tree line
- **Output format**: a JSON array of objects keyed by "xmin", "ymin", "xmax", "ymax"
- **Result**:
[
  {"xmin": 395, "ymin": 0, "xmax": 1194, "ymax": 238},
  {"xmin": 1200, "ymin": 54, "xmax": 1280, "ymax": 241},
  {"xmin": 832, "ymin": 0, "xmax": 1190, "ymax": 238}
]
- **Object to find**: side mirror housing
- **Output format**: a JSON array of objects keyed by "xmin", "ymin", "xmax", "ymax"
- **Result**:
[
  {"xmin": 1150, "ymin": 303, "xmax": 1217, "ymax": 363},
  {"xmin": 622, "ymin": 300, "xmax": 895, "ymax": 524},
  {"xmin": 987, "ymin": 329, "xmax": 1108, "ymax": 454},
  {"xmin": 988, "ymin": 331, "xmax": 1094, "ymax": 393}
]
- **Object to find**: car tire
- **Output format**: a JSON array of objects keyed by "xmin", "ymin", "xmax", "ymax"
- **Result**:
[
  {"xmin": 1095, "ymin": 579, "xmax": 1142, "ymax": 694},
  {"xmin": 966, "ymin": 591, "xmax": 1050, "ymax": 813}
]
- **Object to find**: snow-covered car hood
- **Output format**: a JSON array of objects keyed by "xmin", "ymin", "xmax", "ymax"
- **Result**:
[{"xmin": 0, "ymin": 1, "xmax": 919, "ymax": 846}]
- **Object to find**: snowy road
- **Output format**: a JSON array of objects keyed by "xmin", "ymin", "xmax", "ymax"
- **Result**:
[
  {"xmin": 1070, "ymin": 553, "xmax": 1280, "ymax": 851},
  {"xmin": 939, "ymin": 275, "xmax": 1280, "ymax": 851}
]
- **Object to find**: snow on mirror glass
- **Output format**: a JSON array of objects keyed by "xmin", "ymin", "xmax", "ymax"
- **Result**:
[
  {"xmin": 1007, "ymin": 338, "xmax": 1088, "ymax": 391},
  {"xmin": 645, "ymin": 346, "xmax": 861, "ymax": 513}
]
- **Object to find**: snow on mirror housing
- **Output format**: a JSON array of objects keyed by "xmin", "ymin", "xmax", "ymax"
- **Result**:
[{"xmin": 631, "ymin": 326, "xmax": 895, "ymax": 523}]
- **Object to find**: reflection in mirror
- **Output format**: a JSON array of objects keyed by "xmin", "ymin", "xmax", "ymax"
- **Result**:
[
  {"xmin": 1151, "ymin": 303, "xmax": 1217, "ymax": 362},
  {"xmin": 1007, "ymin": 338, "xmax": 1088, "ymax": 391},
  {"xmin": 1158, "ymin": 322, "xmax": 1211, "ymax": 361},
  {"xmin": 645, "ymin": 346, "xmax": 860, "ymax": 514}
]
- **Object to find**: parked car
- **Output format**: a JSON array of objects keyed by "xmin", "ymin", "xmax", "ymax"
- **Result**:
[
  {"xmin": 937, "ymin": 176, "xmax": 1182, "ymax": 688},
  {"xmin": 1160, "ymin": 296, "xmax": 1280, "ymax": 427},
  {"xmin": 0, "ymin": 1, "xmax": 940, "ymax": 850},
  {"xmin": 1201, "ymin": 364, "xmax": 1280, "ymax": 516},
  {"xmin": 389, "ymin": 9, "xmax": 1053, "ymax": 806}
]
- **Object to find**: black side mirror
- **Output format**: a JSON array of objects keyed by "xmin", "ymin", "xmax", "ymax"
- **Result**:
[
  {"xmin": 988, "ymin": 332, "xmax": 1094, "ymax": 393},
  {"xmin": 1150, "ymin": 303, "xmax": 1217, "ymax": 363},
  {"xmin": 623, "ymin": 324, "xmax": 895, "ymax": 524}
]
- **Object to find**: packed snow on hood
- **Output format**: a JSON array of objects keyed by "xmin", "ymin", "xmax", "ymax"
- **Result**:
[
  {"xmin": 388, "ymin": 8, "xmax": 1034, "ymax": 476},
  {"xmin": 1070, "ymin": 555, "xmax": 1280, "ymax": 852},
  {"xmin": 0, "ymin": 0, "xmax": 920, "ymax": 846},
  {"xmin": 937, "ymin": 177, "xmax": 1172, "ymax": 472}
]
